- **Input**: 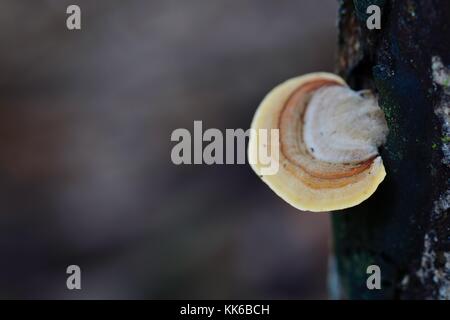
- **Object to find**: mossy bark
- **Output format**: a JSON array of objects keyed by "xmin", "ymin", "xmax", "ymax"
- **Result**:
[{"xmin": 332, "ymin": 0, "xmax": 450, "ymax": 299}]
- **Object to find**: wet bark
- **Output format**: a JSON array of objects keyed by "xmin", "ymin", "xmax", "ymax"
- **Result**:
[{"xmin": 332, "ymin": 0, "xmax": 450, "ymax": 299}]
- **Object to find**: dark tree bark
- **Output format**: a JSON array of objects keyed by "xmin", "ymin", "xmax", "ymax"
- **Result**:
[{"xmin": 332, "ymin": 0, "xmax": 450, "ymax": 299}]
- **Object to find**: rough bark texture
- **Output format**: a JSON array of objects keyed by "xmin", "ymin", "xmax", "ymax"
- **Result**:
[{"xmin": 333, "ymin": 0, "xmax": 450, "ymax": 299}]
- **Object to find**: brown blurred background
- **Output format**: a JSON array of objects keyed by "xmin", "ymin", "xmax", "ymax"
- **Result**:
[{"xmin": 0, "ymin": 0, "xmax": 338, "ymax": 299}]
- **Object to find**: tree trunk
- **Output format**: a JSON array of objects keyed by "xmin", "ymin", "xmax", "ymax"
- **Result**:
[{"xmin": 332, "ymin": 0, "xmax": 450, "ymax": 299}]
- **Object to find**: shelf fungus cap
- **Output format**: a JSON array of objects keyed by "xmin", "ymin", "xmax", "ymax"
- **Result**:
[{"xmin": 248, "ymin": 72, "xmax": 388, "ymax": 212}]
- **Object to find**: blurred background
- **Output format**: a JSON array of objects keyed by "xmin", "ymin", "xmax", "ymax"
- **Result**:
[{"xmin": 0, "ymin": 0, "xmax": 338, "ymax": 299}]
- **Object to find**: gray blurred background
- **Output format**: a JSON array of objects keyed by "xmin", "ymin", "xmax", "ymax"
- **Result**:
[{"xmin": 0, "ymin": 0, "xmax": 338, "ymax": 299}]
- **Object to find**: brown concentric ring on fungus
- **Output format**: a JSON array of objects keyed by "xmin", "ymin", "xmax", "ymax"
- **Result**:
[{"xmin": 248, "ymin": 72, "xmax": 388, "ymax": 212}]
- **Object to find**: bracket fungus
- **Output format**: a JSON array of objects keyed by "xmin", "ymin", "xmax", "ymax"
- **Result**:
[{"xmin": 248, "ymin": 72, "xmax": 389, "ymax": 212}]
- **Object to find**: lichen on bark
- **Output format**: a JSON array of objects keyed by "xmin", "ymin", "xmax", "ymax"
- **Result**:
[{"xmin": 332, "ymin": 0, "xmax": 450, "ymax": 299}]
